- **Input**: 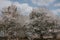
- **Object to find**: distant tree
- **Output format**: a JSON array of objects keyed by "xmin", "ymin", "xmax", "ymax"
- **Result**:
[
  {"xmin": 0, "ymin": 4, "xmax": 26, "ymax": 40},
  {"xmin": 25, "ymin": 8, "xmax": 59, "ymax": 40}
]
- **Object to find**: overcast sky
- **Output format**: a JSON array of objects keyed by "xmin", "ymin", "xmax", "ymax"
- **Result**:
[{"xmin": 0, "ymin": 0, "xmax": 60, "ymax": 15}]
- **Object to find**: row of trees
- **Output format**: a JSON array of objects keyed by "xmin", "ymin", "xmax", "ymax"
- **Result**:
[{"xmin": 0, "ymin": 5, "xmax": 60, "ymax": 40}]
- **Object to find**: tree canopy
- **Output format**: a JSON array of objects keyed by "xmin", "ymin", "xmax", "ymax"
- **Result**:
[{"xmin": 25, "ymin": 8, "xmax": 60, "ymax": 40}]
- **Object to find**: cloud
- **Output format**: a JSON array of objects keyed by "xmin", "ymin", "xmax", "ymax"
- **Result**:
[
  {"xmin": 51, "ymin": 9, "xmax": 60, "ymax": 15},
  {"xmin": 0, "ymin": 0, "xmax": 33, "ymax": 15},
  {"xmin": 0, "ymin": 0, "xmax": 11, "ymax": 10},
  {"xmin": 54, "ymin": 3, "xmax": 60, "ymax": 7},
  {"xmin": 32, "ymin": 0, "xmax": 55, "ymax": 6},
  {"xmin": 13, "ymin": 2, "xmax": 33, "ymax": 15}
]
